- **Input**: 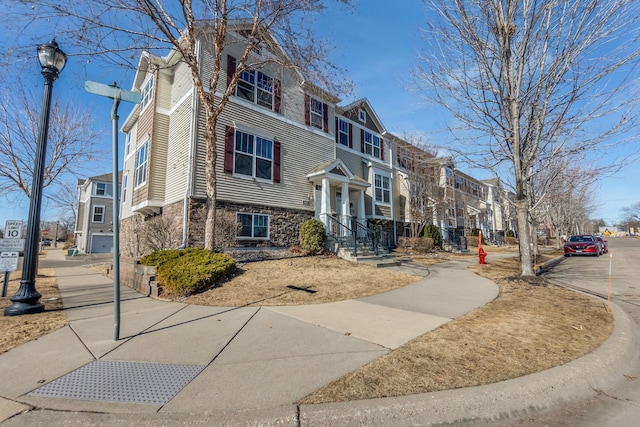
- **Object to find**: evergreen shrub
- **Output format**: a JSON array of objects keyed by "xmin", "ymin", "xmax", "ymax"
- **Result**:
[
  {"xmin": 299, "ymin": 219, "xmax": 326, "ymax": 253},
  {"xmin": 140, "ymin": 247, "xmax": 236, "ymax": 297},
  {"xmin": 424, "ymin": 224, "xmax": 442, "ymax": 248}
]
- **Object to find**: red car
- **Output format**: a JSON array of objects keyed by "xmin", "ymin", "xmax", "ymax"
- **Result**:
[
  {"xmin": 564, "ymin": 234, "xmax": 602, "ymax": 256},
  {"xmin": 595, "ymin": 236, "xmax": 608, "ymax": 253}
]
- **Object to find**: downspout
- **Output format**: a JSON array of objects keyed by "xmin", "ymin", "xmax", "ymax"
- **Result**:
[{"xmin": 182, "ymin": 40, "xmax": 200, "ymax": 248}]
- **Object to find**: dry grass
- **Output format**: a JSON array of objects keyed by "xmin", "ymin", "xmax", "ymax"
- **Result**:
[
  {"xmin": 184, "ymin": 255, "xmax": 421, "ymax": 306},
  {"xmin": 0, "ymin": 268, "xmax": 68, "ymax": 354},
  {"xmin": 299, "ymin": 250, "xmax": 613, "ymax": 404},
  {"xmin": 1, "ymin": 246, "xmax": 614, "ymax": 406}
]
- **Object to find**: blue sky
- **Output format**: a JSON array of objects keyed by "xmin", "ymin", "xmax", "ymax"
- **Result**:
[{"xmin": 1, "ymin": 0, "xmax": 637, "ymax": 229}]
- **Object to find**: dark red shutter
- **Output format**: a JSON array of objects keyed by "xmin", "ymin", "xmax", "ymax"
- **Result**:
[
  {"xmin": 335, "ymin": 117, "xmax": 339, "ymax": 143},
  {"xmin": 273, "ymin": 140, "xmax": 281, "ymax": 183},
  {"xmin": 348, "ymin": 123, "xmax": 353, "ymax": 148},
  {"xmin": 380, "ymin": 138, "xmax": 384, "ymax": 161},
  {"xmin": 322, "ymin": 103, "xmax": 329, "ymax": 132},
  {"xmin": 274, "ymin": 79, "xmax": 281, "ymax": 113},
  {"xmin": 224, "ymin": 126, "xmax": 235, "ymax": 174},
  {"xmin": 361, "ymin": 129, "xmax": 365, "ymax": 153},
  {"xmin": 226, "ymin": 55, "xmax": 236, "ymax": 90},
  {"xmin": 304, "ymin": 94, "xmax": 310, "ymax": 126}
]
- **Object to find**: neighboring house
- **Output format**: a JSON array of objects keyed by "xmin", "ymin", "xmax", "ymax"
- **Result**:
[
  {"xmin": 118, "ymin": 22, "xmax": 514, "ymax": 257},
  {"xmin": 75, "ymin": 172, "xmax": 121, "ymax": 254}
]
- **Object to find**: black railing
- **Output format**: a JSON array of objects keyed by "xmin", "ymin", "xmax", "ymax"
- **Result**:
[{"xmin": 326, "ymin": 215, "xmax": 383, "ymax": 257}]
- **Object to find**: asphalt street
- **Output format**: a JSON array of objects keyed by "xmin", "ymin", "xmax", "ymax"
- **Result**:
[{"xmin": 473, "ymin": 236, "xmax": 640, "ymax": 427}]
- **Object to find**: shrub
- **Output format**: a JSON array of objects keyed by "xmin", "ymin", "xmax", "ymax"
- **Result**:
[
  {"xmin": 140, "ymin": 248, "xmax": 236, "ymax": 297},
  {"xmin": 299, "ymin": 219, "xmax": 326, "ymax": 253},
  {"xmin": 410, "ymin": 237, "xmax": 435, "ymax": 254},
  {"xmin": 424, "ymin": 224, "xmax": 442, "ymax": 248},
  {"xmin": 506, "ymin": 229, "xmax": 515, "ymax": 238}
]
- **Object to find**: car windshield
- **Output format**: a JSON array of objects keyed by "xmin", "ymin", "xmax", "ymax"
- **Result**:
[{"xmin": 568, "ymin": 236, "xmax": 593, "ymax": 242}]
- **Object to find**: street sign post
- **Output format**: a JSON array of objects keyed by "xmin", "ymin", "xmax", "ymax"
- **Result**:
[
  {"xmin": 85, "ymin": 80, "xmax": 141, "ymax": 341},
  {"xmin": 1, "ymin": 252, "xmax": 19, "ymax": 297},
  {"xmin": 2, "ymin": 221, "xmax": 23, "ymax": 297}
]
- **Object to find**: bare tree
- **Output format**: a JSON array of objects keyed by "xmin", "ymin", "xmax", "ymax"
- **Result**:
[
  {"xmin": 413, "ymin": 0, "xmax": 640, "ymax": 276},
  {"xmin": 0, "ymin": 79, "xmax": 104, "ymax": 198},
  {"xmin": 396, "ymin": 136, "xmax": 444, "ymax": 238},
  {"xmin": 621, "ymin": 201, "xmax": 640, "ymax": 222},
  {"xmin": 12, "ymin": 0, "xmax": 352, "ymax": 251}
]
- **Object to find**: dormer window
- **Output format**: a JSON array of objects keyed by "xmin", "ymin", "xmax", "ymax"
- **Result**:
[{"xmin": 358, "ymin": 108, "xmax": 366, "ymax": 122}]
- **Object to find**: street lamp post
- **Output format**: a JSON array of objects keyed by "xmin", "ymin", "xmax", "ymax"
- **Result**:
[{"xmin": 4, "ymin": 40, "xmax": 66, "ymax": 316}]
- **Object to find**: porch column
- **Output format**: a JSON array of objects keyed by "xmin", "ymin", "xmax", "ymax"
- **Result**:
[
  {"xmin": 341, "ymin": 182, "xmax": 350, "ymax": 237},
  {"xmin": 358, "ymin": 189, "xmax": 366, "ymax": 237},
  {"xmin": 320, "ymin": 177, "xmax": 331, "ymax": 232}
]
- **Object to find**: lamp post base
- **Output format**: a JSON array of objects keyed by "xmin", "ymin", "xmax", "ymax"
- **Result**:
[{"xmin": 4, "ymin": 302, "xmax": 45, "ymax": 316}]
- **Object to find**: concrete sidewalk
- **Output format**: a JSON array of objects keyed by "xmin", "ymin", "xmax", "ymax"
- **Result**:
[{"xmin": 0, "ymin": 248, "xmax": 637, "ymax": 426}]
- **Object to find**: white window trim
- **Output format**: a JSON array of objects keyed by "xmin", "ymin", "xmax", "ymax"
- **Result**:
[
  {"xmin": 338, "ymin": 118, "xmax": 349, "ymax": 146},
  {"xmin": 236, "ymin": 212, "xmax": 270, "ymax": 239},
  {"xmin": 236, "ymin": 69, "xmax": 274, "ymax": 110},
  {"xmin": 122, "ymin": 173, "xmax": 129, "ymax": 204},
  {"xmin": 374, "ymin": 173, "xmax": 391, "ymax": 205},
  {"xmin": 92, "ymin": 205, "xmax": 106, "ymax": 223},
  {"xmin": 233, "ymin": 128, "xmax": 274, "ymax": 182},
  {"xmin": 310, "ymin": 97, "xmax": 324, "ymax": 129},
  {"xmin": 358, "ymin": 108, "xmax": 366, "ymax": 122},
  {"xmin": 364, "ymin": 131, "xmax": 381, "ymax": 159},
  {"xmin": 134, "ymin": 140, "xmax": 149, "ymax": 189},
  {"xmin": 140, "ymin": 75, "xmax": 154, "ymax": 112},
  {"xmin": 95, "ymin": 182, "xmax": 107, "ymax": 196}
]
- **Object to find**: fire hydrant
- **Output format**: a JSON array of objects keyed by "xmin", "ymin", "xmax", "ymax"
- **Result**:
[{"xmin": 478, "ymin": 247, "xmax": 487, "ymax": 265}]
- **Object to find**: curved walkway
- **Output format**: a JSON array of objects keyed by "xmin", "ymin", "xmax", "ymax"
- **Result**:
[{"xmin": 0, "ymin": 249, "xmax": 636, "ymax": 426}]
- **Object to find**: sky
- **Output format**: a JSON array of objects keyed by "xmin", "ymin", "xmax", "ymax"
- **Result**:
[{"xmin": 1, "ymin": 0, "xmax": 638, "ymax": 229}]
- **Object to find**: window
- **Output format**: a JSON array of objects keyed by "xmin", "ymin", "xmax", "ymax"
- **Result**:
[
  {"xmin": 310, "ymin": 97, "xmax": 324, "ymax": 129},
  {"xmin": 358, "ymin": 108, "xmax": 366, "ymax": 122},
  {"xmin": 135, "ymin": 141, "xmax": 149, "ymax": 188},
  {"xmin": 374, "ymin": 174, "xmax": 390, "ymax": 204},
  {"xmin": 125, "ymin": 132, "xmax": 131, "ymax": 156},
  {"xmin": 92, "ymin": 205, "xmax": 105, "ymax": 223},
  {"xmin": 122, "ymin": 174, "xmax": 128, "ymax": 204},
  {"xmin": 234, "ymin": 130, "xmax": 273, "ymax": 180},
  {"xmin": 338, "ymin": 119, "xmax": 349, "ymax": 146},
  {"xmin": 364, "ymin": 131, "xmax": 381, "ymax": 158},
  {"xmin": 95, "ymin": 182, "xmax": 106, "ymax": 196},
  {"xmin": 236, "ymin": 70, "xmax": 274, "ymax": 109},
  {"xmin": 237, "ymin": 213, "xmax": 269, "ymax": 239},
  {"xmin": 140, "ymin": 76, "xmax": 154, "ymax": 110}
]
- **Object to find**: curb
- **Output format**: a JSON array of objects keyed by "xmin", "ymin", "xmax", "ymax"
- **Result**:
[{"xmin": 299, "ymin": 300, "xmax": 639, "ymax": 426}]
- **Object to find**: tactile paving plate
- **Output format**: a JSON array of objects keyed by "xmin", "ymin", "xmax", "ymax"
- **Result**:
[{"xmin": 29, "ymin": 360, "xmax": 205, "ymax": 405}]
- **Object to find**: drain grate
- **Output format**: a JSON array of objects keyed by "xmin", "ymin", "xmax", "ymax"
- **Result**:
[{"xmin": 29, "ymin": 360, "xmax": 205, "ymax": 405}]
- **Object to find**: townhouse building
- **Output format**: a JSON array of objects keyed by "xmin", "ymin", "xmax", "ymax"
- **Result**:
[
  {"xmin": 75, "ymin": 172, "xmax": 121, "ymax": 254},
  {"xmin": 116, "ymin": 22, "xmax": 512, "ymax": 257}
]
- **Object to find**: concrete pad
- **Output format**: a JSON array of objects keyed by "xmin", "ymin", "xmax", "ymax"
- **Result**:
[
  {"xmin": 0, "ymin": 397, "xmax": 30, "ymax": 423},
  {"xmin": 103, "ymin": 305, "xmax": 260, "ymax": 365},
  {"xmin": 162, "ymin": 309, "xmax": 388, "ymax": 412},
  {"xmin": 68, "ymin": 301, "xmax": 187, "ymax": 358},
  {"xmin": 359, "ymin": 261, "xmax": 499, "ymax": 319},
  {"xmin": 0, "ymin": 327, "xmax": 94, "ymax": 399},
  {"xmin": 268, "ymin": 300, "xmax": 451, "ymax": 349},
  {"xmin": 213, "ymin": 308, "xmax": 387, "ymax": 364}
]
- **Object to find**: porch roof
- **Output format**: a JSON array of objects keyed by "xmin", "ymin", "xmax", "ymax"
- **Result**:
[{"xmin": 306, "ymin": 159, "xmax": 369, "ymax": 189}]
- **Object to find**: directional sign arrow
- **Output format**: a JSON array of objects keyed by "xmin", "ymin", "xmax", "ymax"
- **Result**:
[{"xmin": 85, "ymin": 80, "xmax": 141, "ymax": 104}]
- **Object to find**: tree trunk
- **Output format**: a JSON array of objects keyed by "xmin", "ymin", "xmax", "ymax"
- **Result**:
[
  {"xmin": 516, "ymin": 199, "xmax": 535, "ymax": 276},
  {"xmin": 204, "ymin": 108, "xmax": 218, "ymax": 251}
]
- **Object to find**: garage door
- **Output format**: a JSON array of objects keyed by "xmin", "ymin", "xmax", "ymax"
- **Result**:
[{"xmin": 90, "ymin": 235, "xmax": 113, "ymax": 253}]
